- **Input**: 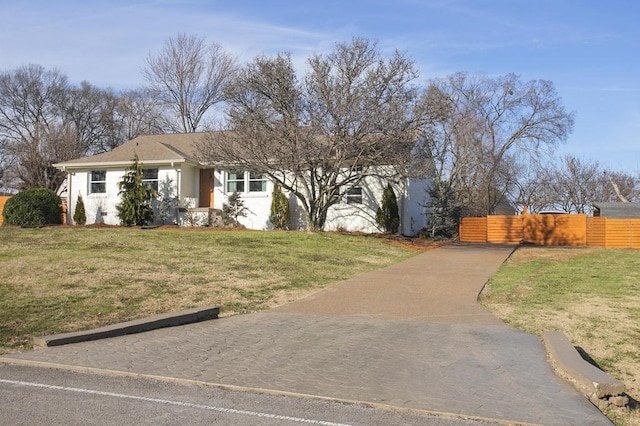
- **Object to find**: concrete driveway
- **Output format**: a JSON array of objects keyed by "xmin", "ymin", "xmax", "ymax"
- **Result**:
[{"xmin": 1, "ymin": 244, "xmax": 611, "ymax": 425}]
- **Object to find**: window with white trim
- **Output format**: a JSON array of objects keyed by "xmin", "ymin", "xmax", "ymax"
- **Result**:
[
  {"xmin": 142, "ymin": 168, "xmax": 159, "ymax": 192},
  {"xmin": 248, "ymin": 172, "xmax": 267, "ymax": 192},
  {"xmin": 226, "ymin": 171, "xmax": 267, "ymax": 193},
  {"xmin": 226, "ymin": 170, "xmax": 245, "ymax": 193},
  {"xmin": 90, "ymin": 170, "xmax": 106, "ymax": 194}
]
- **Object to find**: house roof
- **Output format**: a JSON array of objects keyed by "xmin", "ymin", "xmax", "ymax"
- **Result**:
[
  {"xmin": 54, "ymin": 133, "xmax": 209, "ymax": 170},
  {"xmin": 592, "ymin": 202, "xmax": 640, "ymax": 218}
]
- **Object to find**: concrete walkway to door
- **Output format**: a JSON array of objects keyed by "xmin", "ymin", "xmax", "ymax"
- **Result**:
[{"xmin": 1, "ymin": 244, "xmax": 611, "ymax": 425}]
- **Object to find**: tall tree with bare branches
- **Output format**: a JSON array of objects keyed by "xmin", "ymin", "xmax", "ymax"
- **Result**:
[
  {"xmin": 419, "ymin": 72, "xmax": 574, "ymax": 222},
  {"xmin": 0, "ymin": 64, "xmax": 70, "ymax": 189},
  {"xmin": 537, "ymin": 157, "xmax": 639, "ymax": 212},
  {"xmin": 144, "ymin": 33, "xmax": 236, "ymax": 133},
  {"xmin": 199, "ymin": 38, "xmax": 422, "ymax": 231}
]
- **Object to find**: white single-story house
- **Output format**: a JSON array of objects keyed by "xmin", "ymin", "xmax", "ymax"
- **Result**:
[{"xmin": 54, "ymin": 133, "xmax": 430, "ymax": 235}]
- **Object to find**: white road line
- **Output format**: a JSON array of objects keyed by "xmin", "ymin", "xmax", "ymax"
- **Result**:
[{"xmin": 0, "ymin": 378, "xmax": 352, "ymax": 426}]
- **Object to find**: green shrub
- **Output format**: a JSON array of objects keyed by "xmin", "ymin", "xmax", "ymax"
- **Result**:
[
  {"xmin": 376, "ymin": 183, "xmax": 399, "ymax": 233},
  {"xmin": 269, "ymin": 183, "xmax": 290, "ymax": 229},
  {"xmin": 222, "ymin": 192, "xmax": 248, "ymax": 227},
  {"xmin": 2, "ymin": 188, "xmax": 62, "ymax": 226},
  {"xmin": 116, "ymin": 155, "xmax": 156, "ymax": 226},
  {"xmin": 73, "ymin": 194, "xmax": 87, "ymax": 225}
]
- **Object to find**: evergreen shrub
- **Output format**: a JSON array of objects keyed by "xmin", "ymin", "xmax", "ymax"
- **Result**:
[
  {"xmin": 73, "ymin": 194, "xmax": 87, "ymax": 225},
  {"xmin": 269, "ymin": 183, "xmax": 290, "ymax": 229},
  {"xmin": 376, "ymin": 183, "xmax": 399, "ymax": 233}
]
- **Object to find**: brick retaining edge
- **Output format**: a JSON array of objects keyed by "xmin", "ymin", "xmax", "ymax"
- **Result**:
[{"xmin": 33, "ymin": 306, "xmax": 220, "ymax": 348}]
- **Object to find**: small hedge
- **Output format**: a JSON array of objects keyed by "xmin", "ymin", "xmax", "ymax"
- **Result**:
[{"xmin": 2, "ymin": 188, "xmax": 63, "ymax": 227}]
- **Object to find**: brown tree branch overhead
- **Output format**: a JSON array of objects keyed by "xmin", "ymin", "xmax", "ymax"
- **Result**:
[{"xmin": 607, "ymin": 174, "xmax": 630, "ymax": 202}]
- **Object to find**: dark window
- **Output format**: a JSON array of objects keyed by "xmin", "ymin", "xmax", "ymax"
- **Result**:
[
  {"xmin": 346, "ymin": 187, "xmax": 362, "ymax": 204},
  {"xmin": 142, "ymin": 168, "xmax": 159, "ymax": 192},
  {"xmin": 248, "ymin": 172, "xmax": 267, "ymax": 192},
  {"xmin": 90, "ymin": 170, "xmax": 106, "ymax": 194}
]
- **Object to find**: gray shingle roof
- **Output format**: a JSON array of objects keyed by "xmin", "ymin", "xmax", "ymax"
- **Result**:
[
  {"xmin": 592, "ymin": 202, "xmax": 640, "ymax": 218},
  {"xmin": 54, "ymin": 133, "xmax": 209, "ymax": 169}
]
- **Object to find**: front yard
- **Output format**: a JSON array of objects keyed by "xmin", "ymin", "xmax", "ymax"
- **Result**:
[
  {"xmin": 0, "ymin": 227, "xmax": 419, "ymax": 354},
  {"xmin": 3, "ymin": 226, "xmax": 638, "ymax": 424},
  {"xmin": 480, "ymin": 246, "xmax": 640, "ymax": 426}
]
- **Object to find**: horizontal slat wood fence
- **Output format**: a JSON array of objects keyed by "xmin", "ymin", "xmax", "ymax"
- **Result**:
[
  {"xmin": 460, "ymin": 214, "xmax": 640, "ymax": 248},
  {"xmin": 0, "ymin": 196, "xmax": 10, "ymax": 226},
  {"xmin": 588, "ymin": 217, "xmax": 640, "ymax": 249},
  {"xmin": 523, "ymin": 214, "xmax": 587, "ymax": 246}
]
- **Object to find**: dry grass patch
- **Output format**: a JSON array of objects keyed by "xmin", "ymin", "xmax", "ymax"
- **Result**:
[
  {"xmin": 0, "ymin": 227, "xmax": 418, "ymax": 354},
  {"xmin": 481, "ymin": 245, "xmax": 640, "ymax": 426}
]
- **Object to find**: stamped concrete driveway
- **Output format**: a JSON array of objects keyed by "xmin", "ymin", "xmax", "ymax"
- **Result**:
[{"xmin": 1, "ymin": 244, "xmax": 611, "ymax": 425}]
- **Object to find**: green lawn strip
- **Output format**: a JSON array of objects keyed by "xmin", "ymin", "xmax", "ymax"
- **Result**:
[
  {"xmin": 483, "ymin": 248, "xmax": 639, "ymax": 307},
  {"xmin": 0, "ymin": 227, "xmax": 415, "ymax": 353}
]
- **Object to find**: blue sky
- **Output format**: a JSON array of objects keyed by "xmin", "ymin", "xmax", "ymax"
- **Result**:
[{"xmin": 1, "ymin": 0, "xmax": 638, "ymax": 173}]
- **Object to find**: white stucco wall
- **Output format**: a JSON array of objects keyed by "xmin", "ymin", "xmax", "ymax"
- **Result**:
[
  {"xmin": 180, "ymin": 165, "xmax": 198, "ymax": 201},
  {"xmin": 400, "ymin": 177, "xmax": 430, "ymax": 236},
  {"xmin": 323, "ymin": 175, "xmax": 387, "ymax": 233},
  {"xmin": 65, "ymin": 166, "xmax": 182, "ymax": 226},
  {"xmin": 277, "ymin": 173, "xmax": 430, "ymax": 236},
  {"xmin": 66, "ymin": 168, "xmax": 124, "ymax": 225},
  {"xmin": 213, "ymin": 169, "xmax": 274, "ymax": 230}
]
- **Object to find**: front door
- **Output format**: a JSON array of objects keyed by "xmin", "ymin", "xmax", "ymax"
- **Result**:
[{"xmin": 199, "ymin": 169, "xmax": 214, "ymax": 208}]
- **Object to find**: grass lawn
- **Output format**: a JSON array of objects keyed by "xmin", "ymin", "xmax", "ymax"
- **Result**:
[
  {"xmin": 0, "ymin": 226, "xmax": 421, "ymax": 354},
  {"xmin": 480, "ymin": 246, "xmax": 640, "ymax": 426}
]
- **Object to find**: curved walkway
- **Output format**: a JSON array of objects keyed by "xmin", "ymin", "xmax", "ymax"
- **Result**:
[{"xmin": 1, "ymin": 244, "xmax": 610, "ymax": 425}]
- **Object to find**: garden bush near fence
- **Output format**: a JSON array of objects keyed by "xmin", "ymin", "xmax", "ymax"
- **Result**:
[{"xmin": 2, "ymin": 188, "xmax": 62, "ymax": 227}]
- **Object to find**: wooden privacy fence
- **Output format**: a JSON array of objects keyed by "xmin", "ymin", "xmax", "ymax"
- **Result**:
[
  {"xmin": 0, "ymin": 196, "xmax": 10, "ymax": 226},
  {"xmin": 587, "ymin": 217, "xmax": 640, "ymax": 248},
  {"xmin": 460, "ymin": 214, "xmax": 640, "ymax": 248}
]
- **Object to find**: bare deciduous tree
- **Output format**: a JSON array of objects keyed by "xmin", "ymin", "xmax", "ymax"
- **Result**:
[
  {"xmin": 96, "ymin": 88, "xmax": 170, "ymax": 152},
  {"xmin": 419, "ymin": 72, "xmax": 575, "ymax": 219},
  {"xmin": 0, "ymin": 64, "xmax": 171, "ymax": 191},
  {"xmin": 144, "ymin": 33, "xmax": 236, "ymax": 133},
  {"xmin": 199, "ymin": 38, "xmax": 422, "ymax": 231},
  {"xmin": 115, "ymin": 89, "xmax": 170, "ymax": 141},
  {"xmin": 64, "ymin": 81, "xmax": 111, "ymax": 155},
  {"xmin": 510, "ymin": 156, "xmax": 555, "ymax": 213},
  {"xmin": 515, "ymin": 156, "xmax": 639, "ymax": 214},
  {"xmin": 547, "ymin": 155, "xmax": 602, "ymax": 213},
  {"xmin": 602, "ymin": 170, "xmax": 638, "ymax": 202},
  {"xmin": 0, "ymin": 64, "xmax": 70, "ymax": 189},
  {"xmin": 0, "ymin": 137, "xmax": 10, "ymax": 192}
]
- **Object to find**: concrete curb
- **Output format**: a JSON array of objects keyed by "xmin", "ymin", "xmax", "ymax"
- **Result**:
[
  {"xmin": 33, "ymin": 306, "xmax": 220, "ymax": 348},
  {"xmin": 542, "ymin": 330, "xmax": 625, "ymax": 402}
]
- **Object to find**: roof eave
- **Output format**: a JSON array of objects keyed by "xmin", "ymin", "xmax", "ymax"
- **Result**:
[{"xmin": 54, "ymin": 158, "xmax": 194, "ymax": 171}]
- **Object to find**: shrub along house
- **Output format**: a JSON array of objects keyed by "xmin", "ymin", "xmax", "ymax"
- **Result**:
[{"xmin": 54, "ymin": 133, "xmax": 430, "ymax": 235}]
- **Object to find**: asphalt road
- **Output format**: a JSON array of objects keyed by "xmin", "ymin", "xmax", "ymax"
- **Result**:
[{"xmin": 0, "ymin": 364, "xmax": 495, "ymax": 426}]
